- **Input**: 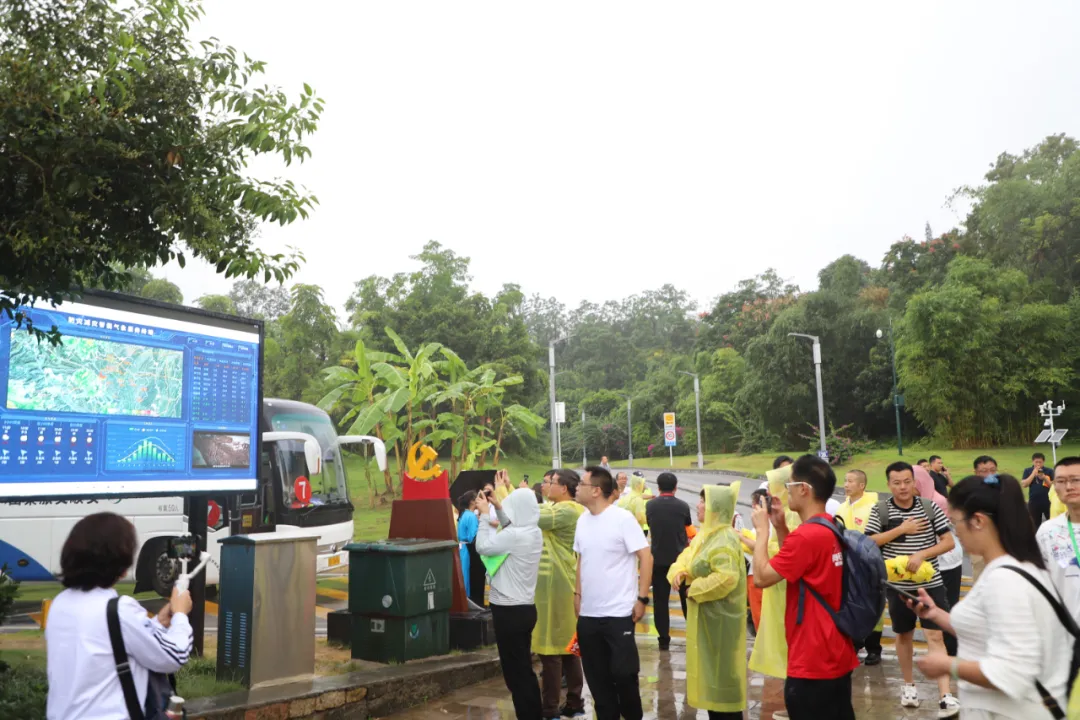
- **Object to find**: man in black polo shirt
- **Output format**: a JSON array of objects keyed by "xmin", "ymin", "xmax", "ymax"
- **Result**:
[
  {"xmin": 645, "ymin": 472, "xmax": 691, "ymax": 651},
  {"xmin": 1023, "ymin": 452, "xmax": 1055, "ymax": 530}
]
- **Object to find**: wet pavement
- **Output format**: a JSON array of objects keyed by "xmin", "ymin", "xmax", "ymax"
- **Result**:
[{"xmin": 387, "ymin": 637, "xmax": 947, "ymax": 720}]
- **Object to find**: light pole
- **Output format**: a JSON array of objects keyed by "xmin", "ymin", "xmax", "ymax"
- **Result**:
[
  {"xmin": 788, "ymin": 333, "xmax": 828, "ymax": 460},
  {"xmin": 581, "ymin": 409, "xmax": 587, "ymax": 468},
  {"xmin": 680, "ymin": 371, "xmax": 705, "ymax": 469},
  {"xmin": 876, "ymin": 322, "xmax": 903, "ymax": 456},
  {"xmin": 616, "ymin": 393, "xmax": 634, "ymax": 467},
  {"xmin": 548, "ymin": 334, "xmax": 572, "ymax": 469}
]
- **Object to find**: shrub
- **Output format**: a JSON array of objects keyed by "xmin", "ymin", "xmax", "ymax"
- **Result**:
[
  {"xmin": 0, "ymin": 663, "xmax": 47, "ymax": 719},
  {"xmin": 799, "ymin": 423, "xmax": 873, "ymax": 466}
]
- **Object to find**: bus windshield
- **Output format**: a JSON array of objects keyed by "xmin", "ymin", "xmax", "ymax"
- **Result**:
[{"xmin": 267, "ymin": 410, "xmax": 349, "ymax": 507}]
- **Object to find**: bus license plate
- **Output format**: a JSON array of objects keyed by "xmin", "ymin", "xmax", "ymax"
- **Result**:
[{"xmin": 328, "ymin": 555, "xmax": 341, "ymax": 567}]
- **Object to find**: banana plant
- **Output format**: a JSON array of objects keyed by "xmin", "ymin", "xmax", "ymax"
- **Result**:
[
  {"xmin": 491, "ymin": 403, "xmax": 546, "ymax": 465},
  {"xmin": 317, "ymin": 339, "xmax": 397, "ymax": 499}
]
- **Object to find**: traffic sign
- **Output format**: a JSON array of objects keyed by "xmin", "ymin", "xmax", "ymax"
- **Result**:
[
  {"xmin": 817, "ymin": 449, "xmax": 830, "ymax": 461},
  {"xmin": 555, "ymin": 401, "xmax": 566, "ymax": 424},
  {"xmin": 663, "ymin": 412, "xmax": 676, "ymax": 447}
]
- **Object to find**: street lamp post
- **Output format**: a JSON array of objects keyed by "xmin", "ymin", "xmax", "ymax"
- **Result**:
[
  {"xmin": 876, "ymin": 323, "xmax": 903, "ymax": 456},
  {"xmin": 616, "ymin": 393, "xmax": 634, "ymax": 467},
  {"xmin": 581, "ymin": 409, "xmax": 587, "ymax": 469},
  {"xmin": 548, "ymin": 334, "xmax": 572, "ymax": 469},
  {"xmin": 680, "ymin": 372, "xmax": 705, "ymax": 469},
  {"xmin": 788, "ymin": 333, "xmax": 828, "ymax": 460}
]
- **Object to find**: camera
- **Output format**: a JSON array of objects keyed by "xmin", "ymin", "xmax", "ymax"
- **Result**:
[
  {"xmin": 523, "ymin": 474, "xmax": 530, "ymax": 482},
  {"xmin": 167, "ymin": 535, "xmax": 198, "ymax": 560}
]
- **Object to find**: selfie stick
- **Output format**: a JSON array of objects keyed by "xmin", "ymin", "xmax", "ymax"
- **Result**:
[{"xmin": 174, "ymin": 552, "xmax": 211, "ymax": 593}]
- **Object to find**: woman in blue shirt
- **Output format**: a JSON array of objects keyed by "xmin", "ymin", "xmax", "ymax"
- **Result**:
[{"xmin": 457, "ymin": 491, "xmax": 480, "ymax": 597}]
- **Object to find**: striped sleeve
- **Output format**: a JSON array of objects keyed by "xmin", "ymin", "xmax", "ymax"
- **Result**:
[
  {"xmin": 118, "ymin": 595, "xmax": 193, "ymax": 673},
  {"xmin": 928, "ymin": 502, "xmax": 950, "ymax": 536},
  {"xmin": 863, "ymin": 505, "xmax": 882, "ymax": 535}
]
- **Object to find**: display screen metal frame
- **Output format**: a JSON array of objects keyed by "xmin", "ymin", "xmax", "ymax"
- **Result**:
[{"xmin": 0, "ymin": 290, "xmax": 264, "ymax": 501}]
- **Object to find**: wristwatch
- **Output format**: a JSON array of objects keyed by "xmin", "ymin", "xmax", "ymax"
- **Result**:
[{"xmin": 637, "ymin": 596, "xmax": 650, "ymax": 605}]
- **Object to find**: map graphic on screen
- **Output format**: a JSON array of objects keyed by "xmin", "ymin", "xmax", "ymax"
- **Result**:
[{"xmin": 6, "ymin": 332, "xmax": 183, "ymax": 418}]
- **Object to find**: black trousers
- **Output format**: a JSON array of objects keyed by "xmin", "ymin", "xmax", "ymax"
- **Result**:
[
  {"xmin": 1030, "ymin": 499, "xmax": 1051, "ymax": 531},
  {"xmin": 941, "ymin": 565, "xmax": 963, "ymax": 657},
  {"xmin": 856, "ymin": 630, "xmax": 882, "ymax": 656},
  {"xmin": 784, "ymin": 673, "xmax": 855, "ymax": 720},
  {"xmin": 706, "ymin": 713, "xmax": 742, "ymax": 720},
  {"xmin": 577, "ymin": 616, "xmax": 642, "ymax": 720},
  {"xmin": 490, "ymin": 604, "xmax": 542, "ymax": 720},
  {"xmin": 651, "ymin": 563, "xmax": 688, "ymax": 644},
  {"xmin": 467, "ymin": 542, "xmax": 486, "ymax": 607}
]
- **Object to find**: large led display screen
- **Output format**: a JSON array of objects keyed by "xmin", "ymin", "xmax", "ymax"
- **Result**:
[{"xmin": 0, "ymin": 294, "xmax": 261, "ymax": 498}]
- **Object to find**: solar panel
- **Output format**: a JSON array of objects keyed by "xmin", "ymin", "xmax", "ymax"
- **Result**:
[
  {"xmin": 1035, "ymin": 430, "xmax": 1053, "ymax": 443},
  {"xmin": 1050, "ymin": 429, "xmax": 1069, "ymax": 444}
]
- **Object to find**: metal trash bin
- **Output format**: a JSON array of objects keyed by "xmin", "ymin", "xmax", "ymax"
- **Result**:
[
  {"xmin": 345, "ymin": 539, "xmax": 457, "ymax": 663},
  {"xmin": 216, "ymin": 531, "xmax": 318, "ymax": 687}
]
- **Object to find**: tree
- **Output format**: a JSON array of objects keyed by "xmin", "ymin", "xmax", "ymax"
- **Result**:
[
  {"xmin": 195, "ymin": 294, "xmax": 237, "ymax": 315},
  {"xmin": 1, "ymin": 0, "xmax": 319, "ymax": 335},
  {"xmin": 139, "ymin": 278, "xmax": 183, "ymax": 305},
  {"xmin": 898, "ymin": 256, "xmax": 1076, "ymax": 447},
  {"xmin": 229, "ymin": 280, "xmax": 291, "ymax": 320},
  {"xmin": 318, "ymin": 340, "xmax": 398, "ymax": 500},
  {"xmin": 268, "ymin": 285, "xmax": 339, "ymax": 401}
]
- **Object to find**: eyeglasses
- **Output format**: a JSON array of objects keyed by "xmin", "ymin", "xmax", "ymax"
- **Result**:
[
  {"xmin": 579, "ymin": 482, "xmax": 601, "ymax": 489},
  {"xmin": 785, "ymin": 481, "xmax": 811, "ymax": 489},
  {"xmin": 1056, "ymin": 478, "xmax": 1080, "ymax": 487}
]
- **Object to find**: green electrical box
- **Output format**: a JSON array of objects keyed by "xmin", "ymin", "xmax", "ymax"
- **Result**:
[
  {"xmin": 352, "ymin": 610, "xmax": 451, "ymax": 663},
  {"xmin": 345, "ymin": 539, "xmax": 457, "ymax": 618}
]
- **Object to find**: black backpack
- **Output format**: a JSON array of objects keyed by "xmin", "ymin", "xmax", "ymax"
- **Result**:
[
  {"xmin": 999, "ymin": 565, "xmax": 1079, "ymax": 720},
  {"xmin": 106, "ymin": 597, "xmax": 185, "ymax": 720},
  {"xmin": 796, "ymin": 516, "xmax": 887, "ymax": 643}
]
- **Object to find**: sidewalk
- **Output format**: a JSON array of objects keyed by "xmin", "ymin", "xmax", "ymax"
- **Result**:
[{"xmin": 386, "ymin": 638, "xmax": 947, "ymax": 720}]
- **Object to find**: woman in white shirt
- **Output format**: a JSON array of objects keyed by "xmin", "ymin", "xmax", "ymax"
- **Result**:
[
  {"xmin": 46, "ymin": 512, "xmax": 194, "ymax": 720},
  {"xmin": 908, "ymin": 474, "xmax": 1074, "ymax": 719}
]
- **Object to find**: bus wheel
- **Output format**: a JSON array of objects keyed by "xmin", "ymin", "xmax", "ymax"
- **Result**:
[{"xmin": 138, "ymin": 539, "xmax": 178, "ymax": 598}]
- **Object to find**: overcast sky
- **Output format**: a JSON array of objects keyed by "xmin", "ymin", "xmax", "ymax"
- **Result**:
[{"xmin": 165, "ymin": 1, "xmax": 1080, "ymax": 316}]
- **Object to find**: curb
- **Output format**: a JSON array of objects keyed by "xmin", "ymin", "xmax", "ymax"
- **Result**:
[{"xmin": 186, "ymin": 650, "xmax": 500, "ymax": 720}]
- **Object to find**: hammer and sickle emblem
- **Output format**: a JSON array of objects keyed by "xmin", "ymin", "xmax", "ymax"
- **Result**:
[{"xmin": 407, "ymin": 442, "xmax": 442, "ymax": 481}]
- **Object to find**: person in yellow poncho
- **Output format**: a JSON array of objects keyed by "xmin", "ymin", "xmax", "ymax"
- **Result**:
[
  {"xmin": 617, "ymin": 473, "xmax": 649, "ymax": 533},
  {"xmin": 533, "ymin": 468, "xmax": 587, "ymax": 719},
  {"xmin": 748, "ymin": 463, "xmax": 801, "ymax": 680},
  {"xmin": 835, "ymin": 468, "xmax": 884, "ymax": 666},
  {"xmin": 668, "ymin": 483, "xmax": 746, "ymax": 720},
  {"xmin": 1051, "ymin": 484, "xmax": 1067, "ymax": 519}
]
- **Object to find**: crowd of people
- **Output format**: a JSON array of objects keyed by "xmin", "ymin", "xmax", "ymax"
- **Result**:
[
  {"xmin": 458, "ymin": 449, "xmax": 1080, "ymax": 720},
  {"xmin": 41, "ymin": 446, "xmax": 1080, "ymax": 720}
]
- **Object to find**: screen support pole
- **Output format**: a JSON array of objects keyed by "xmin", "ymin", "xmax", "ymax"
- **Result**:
[{"xmin": 187, "ymin": 495, "xmax": 208, "ymax": 657}]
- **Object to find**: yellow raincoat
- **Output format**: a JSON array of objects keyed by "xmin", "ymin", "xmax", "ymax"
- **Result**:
[
  {"xmin": 1051, "ymin": 485, "xmax": 1067, "ymax": 520},
  {"xmin": 495, "ymin": 483, "xmax": 512, "ymax": 504},
  {"xmin": 667, "ymin": 484, "xmax": 746, "ymax": 713},
  {"xmin": 835, "ymin": 491, "xmax": 879, "ymax": 534},
  {"xmin": 748, "ymin": 464, "xmax": 801, "ymax": 678},
  {"xmin": 617, "ymin": 474, "xmax": 649, "ymax": 531},
  {"xmin": 836, "ymin": 491, "xmax": 884, "ymax": 633},
  {"xmin": 532, "ymin": 500, "xmax": 586, "ymax": 655}
]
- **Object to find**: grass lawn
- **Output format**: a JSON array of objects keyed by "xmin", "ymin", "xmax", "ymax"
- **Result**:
[{"xmin": 628, "ymin": 443, "xmax": 1080, "ymax": 493}]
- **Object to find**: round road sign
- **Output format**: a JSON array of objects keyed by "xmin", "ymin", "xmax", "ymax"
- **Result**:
[{"xmin": 665, "ymin": 430, "xmax": 676, "ymax": 442}]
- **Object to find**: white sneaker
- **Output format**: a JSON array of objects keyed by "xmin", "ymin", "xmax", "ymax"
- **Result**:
[
  {"xmin": 901, "ymin": 683, "xmax": 921, "ymax": 708},
  {"xmin": 938, "ymin": 693, "xmax": 960, "ymax": 718}
]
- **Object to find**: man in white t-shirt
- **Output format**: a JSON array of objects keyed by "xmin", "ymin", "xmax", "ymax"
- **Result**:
[
  {"xmin": 574, "ymin": 466, "xmax": 652, "ymax": 720},
  {"xmin": 1037, "ymin": 457, "xmax": 1080, "ymax": 625}
]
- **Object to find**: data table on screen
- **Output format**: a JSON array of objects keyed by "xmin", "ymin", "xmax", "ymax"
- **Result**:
[{"xmin": 191, "ymin": 354, "xmax": 255, "ymax": 425}]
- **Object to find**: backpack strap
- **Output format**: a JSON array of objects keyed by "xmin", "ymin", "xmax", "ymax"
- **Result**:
[
  {"xmin": 796, "ymin": 517, "xmax": 845, "ymax": 626},
  {"xmin": 875, "ymin": 499, "xmax": 891, "ymax": 530},
  {"xmin": 106, "ymin": 597, "xmax": 146, "ymax": 720},
  {"xmin": 998, "ymin": 565, "xmax": 1077, "ymax": 719}
]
